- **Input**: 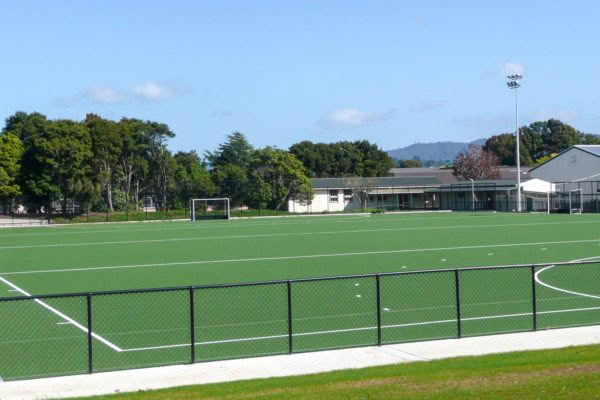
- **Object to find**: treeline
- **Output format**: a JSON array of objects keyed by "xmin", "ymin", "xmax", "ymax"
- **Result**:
[
  {"xmin": 289, "ymin": 141, "xmax": 394, "ymax": 177},
  {"xmin": 0, "ymin": 112, "xmax": 394, "ymax": 214},
  {"xmin": 484, "ymin": 119, "xmax": 600, "ymax": 166}
]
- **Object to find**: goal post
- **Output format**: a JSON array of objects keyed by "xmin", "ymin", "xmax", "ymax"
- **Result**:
[
  {"xmin": 569, "ymin": 188, "xmax": 583, "ymax": 215},
  {"xmin": 190, "ymin": 198, "xmax": 231, "ymax": 221}
]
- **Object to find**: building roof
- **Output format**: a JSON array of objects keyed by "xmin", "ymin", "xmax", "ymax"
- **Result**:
[
  {"xmin": 430, "ymin": 178, "xmax": 542, "ymax": 192},
  {"xmin": 391, "ymin": 166, "xmax": 532, "ymax": 183},
  {"xmin": 574, "ymin": 145, "xmax": 600, "ymax": 158},
  {"xmin": 529, "ymin": 145, "xmax": 600, "ymax": 173},
  {"xmin": 390, "ymin": 167, "xmax": 457, "ymax": 184},
  {"xmin": 311, "ymin": 176, "xmax": 443, "ymax": 189}
]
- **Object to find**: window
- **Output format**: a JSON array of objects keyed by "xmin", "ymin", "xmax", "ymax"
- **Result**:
[
  {"xmin": 329, "ymin": 190, "xmax": 339, "ymax": 202},
  {"xmin": 344, "ymin": 190, "xmax": 353, "ymax": 201}
]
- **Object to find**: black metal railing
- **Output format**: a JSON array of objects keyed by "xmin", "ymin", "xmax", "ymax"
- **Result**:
[{"xmin": 0, "ymin": 260, "xmax": 598, "ymax": 381}]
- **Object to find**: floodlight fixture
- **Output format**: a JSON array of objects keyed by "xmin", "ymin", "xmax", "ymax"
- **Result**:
[{"xmin": 506, "ymin": 73, "xmax": 524, "ymax": 211}]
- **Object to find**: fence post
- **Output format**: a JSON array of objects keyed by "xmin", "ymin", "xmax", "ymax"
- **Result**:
[
  {"xmin": 531, "ymin": 266, "xmax": 537, "ymax": 331},
  {"xmin": 87, "ymin": 293, "xmax": 93, "ymax": 374},
  {"xmin": 454, "ymin": 270, "xmax": 462, "ymax": 338},
  {"xmin": 287, "ymin": 281, "xmax": 293, "ymax": 354},
  {"xmin": 189, "ymin": 287, "xmax": 196, "ymax": 363},
  {"xmin": 376, "ymin": 274, "xmax": 382, "ymax": 346}
]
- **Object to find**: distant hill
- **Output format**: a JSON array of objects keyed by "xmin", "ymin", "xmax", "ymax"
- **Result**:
[{"xmin": 387, "ymin": 139, "xmax": 487, "ymax": 162}]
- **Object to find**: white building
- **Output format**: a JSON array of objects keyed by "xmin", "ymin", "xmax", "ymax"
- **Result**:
[
  {"xmin": 529, "ymin": 145, "xmax": 600, "ymax": 212},
  {"xmin": 530, "ymin": 145, "xmax": 600, "ymax": 191},
  {"xmin": 288, "ymin": 177, "xmax": 552, "ymax": 213}
]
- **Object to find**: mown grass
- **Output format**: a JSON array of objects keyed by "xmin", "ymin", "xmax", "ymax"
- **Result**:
[{"xmin": 71, "ymin": 344, "xmax": 600, "ymax": 400}]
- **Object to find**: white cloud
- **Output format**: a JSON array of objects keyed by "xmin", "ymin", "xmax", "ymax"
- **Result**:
[
  {"xmin": 133, "ymin": 82, "xmax": 176, "ymax": 101},
  {"xmin": 502, "ymin": 62, "xmax": 525, "ymax": 77},
  {"xmin": 87, "ymin": 86, "xmax": 124, "ymax": 104},
  {"xmin": 320, "ymin": 108, "xmax": 394, "ymax": 129},
  {"xmin": 409, "ymin": 100, "xmax": 447, "ymax": 113}
]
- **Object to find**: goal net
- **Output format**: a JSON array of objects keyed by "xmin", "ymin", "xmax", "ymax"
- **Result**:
[
  {"xmin": 569, "ymin": 189, "xmax": 583, "ymax": 214},
  {"xmin": 190, "ymin": 198, "xmax": 231, "ymax": 221}
]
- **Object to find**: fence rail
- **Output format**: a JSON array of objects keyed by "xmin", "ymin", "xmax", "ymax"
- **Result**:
[{"xmin": 0, "ymin": 260, "xmax": 599, "ymax": 381}]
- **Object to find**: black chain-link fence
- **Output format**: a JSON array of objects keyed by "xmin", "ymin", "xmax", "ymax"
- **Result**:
[{"xmin": 1, "ymin": 260, "xmax": 599, "ymax": 381}]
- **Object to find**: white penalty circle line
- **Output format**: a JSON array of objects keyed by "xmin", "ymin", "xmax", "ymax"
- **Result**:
[{"xmin": 534, "ymin": 255, "xmax": 600, "ymax": 300}]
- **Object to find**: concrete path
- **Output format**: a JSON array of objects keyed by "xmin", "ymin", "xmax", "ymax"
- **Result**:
[{"xmin": 2, "ymin": 325, "xmax": 599, "ymax": 400}]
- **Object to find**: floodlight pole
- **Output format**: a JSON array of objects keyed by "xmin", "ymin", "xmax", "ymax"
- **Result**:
[
  {"xmin": 469, "ymin": 178, "xmax": 475, "ymax": 211},
  {"xmin": 507, "ymin": 75, "xmax": 523, "ymax": 212}
]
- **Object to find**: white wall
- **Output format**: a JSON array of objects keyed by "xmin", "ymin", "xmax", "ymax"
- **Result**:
[{"xmin": 288, "ymin": 189, "xmax": 360, "ymax": 213}]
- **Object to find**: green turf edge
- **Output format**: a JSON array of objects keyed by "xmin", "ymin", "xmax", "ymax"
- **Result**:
[{"xmin": 67, "ymin": 344, "xmax": 600, "ymax": 400}]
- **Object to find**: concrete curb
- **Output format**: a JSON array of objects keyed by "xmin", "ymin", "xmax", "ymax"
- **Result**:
[{"xmin": 2, "ymin": 325, "xmax": 599, "ymax": 400}]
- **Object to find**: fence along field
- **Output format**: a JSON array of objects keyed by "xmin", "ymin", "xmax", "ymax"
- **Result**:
[{"xmin": 0, "ymin": 213, "xmax": 600, "ymax": 381}]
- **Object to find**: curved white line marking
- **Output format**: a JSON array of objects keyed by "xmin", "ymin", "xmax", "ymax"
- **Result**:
[{"xmin": 534, "ymin": 256, "xmax": 600, "ymax": 300}]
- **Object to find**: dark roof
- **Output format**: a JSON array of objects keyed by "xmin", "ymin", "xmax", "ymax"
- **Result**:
[
  {"xmin": 311, "ymin": 176, "xmax": 443, "ymax": 189},
  {"xmin": 430, "ymin": 179, "xmax": 532, "ymax": 192},
  {"xmin": 391, "ymin": 166, "xmax": 532, "ymax": 183},
  {"xmin": 390, "ymin": 167, "xmax": 458, "ymax": 184},
  {"xmin": 497, "ymin": 166, "xmax": 532, "ymax": 180}
]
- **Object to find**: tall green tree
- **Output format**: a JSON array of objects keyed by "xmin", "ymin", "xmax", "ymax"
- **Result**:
[
  {"xmin": 206, "ymin": 132, "xmax": 253, "ymax": 169},
  {"xmin": 17, "ymin": 118, "xmax": 93, "ymax": 212},
  {"xmin": 118, "ymin": 118, "xmax": 149, "ymax": 209},
  {"xmin": 0, "ymin": 133, "xmax": 24, "ymax": 199},
  {"xmin": 86, "ymin": 114, "xmax": 122, "ymax": 211},
  {"xmin": 144, "ymin": 121, "xmax": 176, "ymax": 209},
  {"xmin": 248, "ymin": 147, "xmax": 312, "ymax": 210},
  {"xmin": 290, "ymin": 140, "xmax": 394, "ymax": 177},
  {"xmin": 173, "ymin": 151, "xmax": 216, "ymax": 207}
]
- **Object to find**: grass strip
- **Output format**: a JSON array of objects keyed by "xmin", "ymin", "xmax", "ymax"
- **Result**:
[{"xmin": 70, "ymin": 344, "xmax": 600, "ymax": 400}]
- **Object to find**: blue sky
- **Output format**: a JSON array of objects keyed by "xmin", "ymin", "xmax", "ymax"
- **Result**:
[{"xmin": 1, "ymin": 1, "xmax": 599, "ymax": 153}]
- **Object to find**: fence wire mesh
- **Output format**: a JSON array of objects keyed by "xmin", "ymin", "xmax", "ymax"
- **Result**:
[
  {"xmin": 0, "ymin": 296, "xmax": 88, "ymax": 380},
  {"xmin": 1, "ymin": 261, "xmax": 599, "ymax": 381},
  {"xmin": 194, "ymin": 283, "xmax": 289, "ymax": 361},
  {"xmin": 381, "ymin": 271, "xmax": 457, "ymax": 343},
  {"xmin": 91, "ymin": 289, "xmax": 190, "ymax": 373},
  {"xmin": 291, "ymin": 277, "xmax": 378, "ymax": 352}
]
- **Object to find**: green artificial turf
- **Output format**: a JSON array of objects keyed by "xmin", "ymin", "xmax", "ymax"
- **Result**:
[{"xmin": 1, "ymin": 212, "xmax": 599, "ymax": 381}]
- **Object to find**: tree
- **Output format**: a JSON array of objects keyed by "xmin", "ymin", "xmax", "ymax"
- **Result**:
[
  {"xmin": 483, "ymin": 131, "xmax": 533, "ymax": 166},
  {"xmin": 173, "ymin": 151, "xmax": 216, "ymax": 207},
  {"xmin": 0, "ymin": 133, "xmax": 24, "ymax": 200},
  {"xmin": 248, "ymin": 147, "xmax": 312, "ymax": 210},
  {"xmin": 343, "ymin": 177, "xmax": 376, "ymax": 209},
  {"xmin": 118, "ymin": 118, "xmax": 150, "ymax": 209},
  {"xmin": 290, "ymin": 140, "xmax": 394, "ymax": 178},
  {"xmin": 397, "ymin": 158, "xmax": 423, "ymax": 168},
  {"xmin": 144, "ymin": 121, "xmax": 176, "ymax": 209},
  {"xmin": 86, "ymin": 114, "xmax": 122, "ymax": 211},
  {"xmin": 206, "ymin": 132, "xmax": 253, "ymax": 170},
  {"xmin": 212, "ymin": 163, "xmax": 248, "ymax": 207},
  {"xmin": 17, "ymin": 119, "xmax": 93, "ymax": 213},
  {"xmin": 452, "ymin": 145, "xmax": 500, "ymax": 181}
]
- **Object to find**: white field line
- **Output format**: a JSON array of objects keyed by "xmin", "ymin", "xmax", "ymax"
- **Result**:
[
  {"xmin": 0, "ymin": 212, "xmax": 515, "ymax": 236},
  {"xmin": 120, "ymin": 305, "xmax": 600, "ymax": 352},
  {"xmin": 0, "ymin": 215, "xmax": 379, "ymax": 238},
  {"xmin": 0, "ymin": 211, "xmax": 588, "ymax": 239},
  {"xmin": 534, "ymin": 256, "xmax": 600, "ymax": 300},
  {"xmin": 56, "ymin": 292, "xmax": 586, "ymax": 339},
  {"xmin": 0, "ymin": 276, "xmax": 123, "ymax": 352},
  {"xmin": 4, "ymin": 238, "xmax": 600, "ymax": 276},
  {"xmin": 4, "ymin": 220, "xmax": 600, "ymax": 250}
]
